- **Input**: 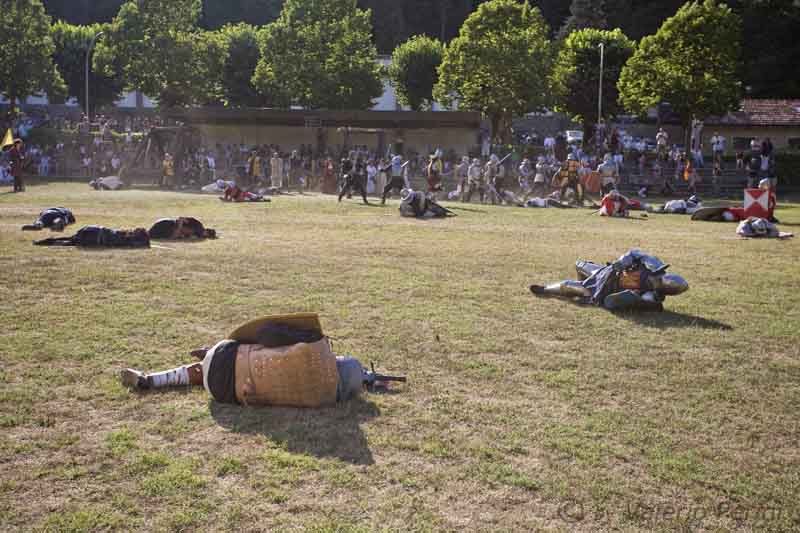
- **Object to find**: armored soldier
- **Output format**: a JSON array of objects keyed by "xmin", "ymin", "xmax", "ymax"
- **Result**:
[
  {"xmin": 338, "ymin": 155, "xmax": 369, "ymax": 204},
  {"xmin": 120, "ymin": 315, "xmax": 404, "ymax": 406},
  {"xmin": 530, "ymin": 250, "xmax": 689, "ymax": 312},
  {"xmin": 464, "ymin": 158, "xmax": 484, "ymax": 203},
  {"xmin": 597, "ymin": 153, "xmax": 619, "ymax": 195},
  {"xmin": 552, "ymin": 153, "xmax": 584, "ymax": 205},
  {"xmin": 381, "ymin": 154, "xmax": 406, "ymax": 204},
  {"xmin": 427, "ymin": 149, "xmax": 444, "ymax": 194}
]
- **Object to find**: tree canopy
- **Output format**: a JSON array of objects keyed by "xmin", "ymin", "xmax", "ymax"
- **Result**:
[
  {"xmin": 434, "ymin": 0, "xmax": 552, "ymax": 140},
  {"xmin": 551, "ymin": 28, "xmax": 635, "ymax": 139},
  {"xmin": 253, "ymin": 0, "xmax": 383, "ymax": 110},
  {"xmin": 388, "ymin": 35, "xmax": 444, "ymax": 111},
  {"xmin": 0, "ymin": 0, "xmax": 65, "ymax": 116},
  {"xmin": 557, "ymin": 0, "xmax": 608, "ymax": 40},
  {"xmin": 95, "ymin": 0, "xmax": 228, "ymax": 107},
  {"xmin": 218, "ymin": 24, "xmax": 265, "ymax": 107},
  {"xmin": 50, "ymin": 21, "xmax": 125, "ymax": 112},
  {"xmin": 618, "ymin": 0, "xmax": 742, "ymax": 128}
]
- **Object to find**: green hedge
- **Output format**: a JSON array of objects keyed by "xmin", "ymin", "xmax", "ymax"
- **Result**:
[{"xmin": 774, "ymin": 150, "xmax": 800, "ymax": 187}]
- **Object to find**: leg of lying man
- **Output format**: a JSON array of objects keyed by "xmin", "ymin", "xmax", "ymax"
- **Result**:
[
  {"xmin": 530, "ymin": 280, "xmax": 591, "ymax": 298},
  {"xmin": 121, "ymin": 362, "xmax": 203, "ymax": 390}
]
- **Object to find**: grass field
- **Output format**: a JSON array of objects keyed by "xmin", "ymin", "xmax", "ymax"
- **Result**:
[{"xmin": 1, "ymin": 183, "xmax": 799, "ymax": 532}]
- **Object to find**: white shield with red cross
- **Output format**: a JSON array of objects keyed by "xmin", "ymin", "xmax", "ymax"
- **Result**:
[{"xmin": 744, "ymin": 189, "xmax": 771, "ymax": 219}]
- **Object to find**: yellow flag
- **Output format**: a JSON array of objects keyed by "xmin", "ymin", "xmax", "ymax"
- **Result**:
[{"xmin": 0, "ymin": 129, "xmax": 12, "ymax": 150}]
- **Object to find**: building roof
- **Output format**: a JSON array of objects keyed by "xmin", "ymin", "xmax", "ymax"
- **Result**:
[
  {"xmin": 705, "ymin": 99, "xmax": 800, "ymax": 127},
  {"xmin": 166, "ymin": 108, "xmax": 482, "ymax": 130}
]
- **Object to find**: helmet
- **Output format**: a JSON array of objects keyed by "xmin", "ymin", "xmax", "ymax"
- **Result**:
[
  {"xmin": 537, "ymin": 156, "xmax": 545, "ymax": 163},
  {"xmin": 400, "ymin": 188, "xmax": 414, "ymax": 202},
  {"xmin": 462, "ymin": 156, "xmax": 469, "ymax": 164},
  {"xmin": 472, "ymin": 158, "xmax": 480, "ymax": 165},
  {"xmin": 434, "ymin": 148, "xmax": 443, "ymax": 158},
  {"xmin": 751, "ymin": 217, "xmax": 769, "ymax": 235},
  {"xmin": 688, "ymin": 195, "xmax": 700, "ymax": 205},
  {"xmin": 490, "ymin": 154, "xmax": 499, "ymax": 164},
  {"xmin": 722, "ymin": 210, "xmax": 736, "ymax": 222},
  {"xmin": 603, "ymin": 153, "xmax": 612, "ymax": 162},
  {"xmin": 759, "ymin": 178, "xmax": 771, "ymax": 191},
  {"xmin": 567, "ymin": 153, "xmax": 577, "ymax": 161}
]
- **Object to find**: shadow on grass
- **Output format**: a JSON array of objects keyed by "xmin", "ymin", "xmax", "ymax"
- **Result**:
[
  {"xmin": 209, "ymin": 397, "xmax": 379, "ymax": 465},
  {"xmin": 444, "ymin": 205, "xmax": 489, "ymax": 214},
  {"xmin": 612, "ymin": 309, "xmax": 733, "ymax": 330}
]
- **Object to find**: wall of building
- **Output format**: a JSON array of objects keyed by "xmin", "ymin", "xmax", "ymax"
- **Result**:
[
  {"xmin": 701, "ymin": 126, "xmax": 800, "ymax": 153},
  {"xmin": 194, "ymin": 124, "xmax": 478, "ymax": 156}
]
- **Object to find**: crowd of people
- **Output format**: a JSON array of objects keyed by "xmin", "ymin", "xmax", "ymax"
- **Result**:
[{"xmin": 1, "ymin": 111, "xmax": 782, "ymax": 206}]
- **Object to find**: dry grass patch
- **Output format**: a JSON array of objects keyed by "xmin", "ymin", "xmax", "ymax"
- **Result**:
[{"xmin": 1, "ymin": 184, "xmax": 799, "ymax": 531}]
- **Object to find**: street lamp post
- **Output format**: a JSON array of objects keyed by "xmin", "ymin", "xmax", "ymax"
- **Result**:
[
  {"xmin": 85, "ymin": 31, "xmax": 105, "ymax": 121},
  {"xmin": 598, "ymin": 42, "xmax": 605, "ymax": 124}
]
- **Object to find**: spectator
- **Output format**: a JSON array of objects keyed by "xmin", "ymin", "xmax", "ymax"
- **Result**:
[
  {"xmin": 712, "ymin": 160, "xmax": 721, "ymax": 196},
  {"xmin": 82, "ymin": 154, "xmax": 92, "ymax": 178},
  {"xmin": 736, "ymin": 151, "xmax": 744, "ymax": 170},
  {"xmin": 710, "ymin": 132, "xmax": 726, "ymax": 161},
  {"xmin": 761, "ymin": 137, "xmax": 773, "ymax": 159}
]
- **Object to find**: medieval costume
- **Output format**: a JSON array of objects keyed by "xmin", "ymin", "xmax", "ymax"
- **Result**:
[
  {"xmin": 485, "ymin": 154, "xmax": 507, "ymax": 205},
  {"xmin": 9, "ymin": 139, "xmax": 26, "ymax": 193},
  {"xmin": 427, "ymin": 149, "xmax": 444, "ymax": 194},
  {"xmin": 247, "ymin": 151, "xmax": 262, "ymax": 187},
  {"xmin": 530, "ymin": 250, "xmax": 689, "ymax": 312},
  {"xmin": 380, "ymin": 155, "xmax": 405, "ymax": 204},
  {"xmin": 692, "ymin": 179, "xmax": 777, "ymax": 223},
  {"xmin": 597, "ymin": 153, "xmax": 619, "ymax": 195},
  {"xmin": 532, "ymin": 156, "xmax": 549, "ymax": 198},
  {"xmin": 119, "ymin": 314, "xmax": 404, "ymax": 406},
  {"xmin": 270, "ymin": 153, "xmax": 283, "ymax": 189},
  {"xmin": 161, "ymin": 153, "xmax": 175, "ymax": 189},
  {"xmin": 338, "ymin": 157, "xmax": 369, "ymax": 204},
  {"xmin": 598, "ymin": 190, "xmax": 630, "ymax": 217},
  {"xmin": 455, "ymin": 156, "xmax": 470, "ymax": 201},
  {"xmin": 399, "ymin": 189, "xmax": 452, "ymax": 218},
  {"xmin": 552, "ymin": 154, "xmax": 584, "ymax": 206},
  {"xmin": 656, "ymin": 196, "xmax": 702, "ymax": 215},
  {"xmin": 90, "ymin": 176, "xmax": 125, "ymax": 191},
  {"xmin": 221, "ymin": 185, "xmax": 267, "ymax": 203},
  {"xmin": 33, "ymin": 226, "xmax": 150, "ymax": 248},
  {"xmin": 21, "ymin": 207, "xmax": 76, "ymax": 231},
  {"xmin": 148, "ymin": 217, "xmax": 217, "ymax": 240},
  {"xmin": 464, "ymin": 158, "xmax": 485, "ymax": 203},
  {"xmin": 736, "ymin": 217, "xmax": 793, "ymax": 239},
  {"xmin": 518, "ymin": 158, "xmax": 533, "ymax": 198}
]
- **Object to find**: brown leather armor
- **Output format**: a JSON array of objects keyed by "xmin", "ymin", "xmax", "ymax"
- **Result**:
[{"xmin": 234, "ymin": 339, "xmax": 339, "ymax": 408}]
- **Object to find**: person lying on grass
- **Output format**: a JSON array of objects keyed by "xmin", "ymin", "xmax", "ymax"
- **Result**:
[
  {"xmin": 120, "ymin": 314, "xmax": 405, "ymax": 407},
  {"xmin": 221, "ymin": 184, "xmax": 268, "ymax": 203},
  {"xmin": 530, "ymin": 250, "xmax": 688, "ymax": 312},
  {"xmin": 148, "ymin": 217, "xmax": 217, "ymax": 240},
  {"xmin": 21, "ymin": 207, "xmax": 76, "ymax": 231}
]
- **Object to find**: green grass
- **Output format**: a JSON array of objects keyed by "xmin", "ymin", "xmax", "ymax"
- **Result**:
[{"xmin": 2, "ymin": 183, "xmax": 800, "ymax": 531}]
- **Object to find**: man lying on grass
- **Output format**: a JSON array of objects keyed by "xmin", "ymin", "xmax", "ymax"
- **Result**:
[
  {"xmin": 530, "ymin": 250, "xmax": 689, "ymax": 312},
  {"xmin": 120, "ymin": 314, "xmax": 405, "ymax": 407}
]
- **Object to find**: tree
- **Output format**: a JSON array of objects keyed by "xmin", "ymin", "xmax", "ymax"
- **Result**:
[
  {"xmin": 95, "ymin": 0, "xmax": 228, "ymax": 107},
  {"xmin": 388, "ymin": 36, "xmax": 444, "ymax": 111},
  {"xmin": 253, "ymin": 0, "xmax": 383, "ymax": 110},
  {"xmin": 217, "ymin": 24, "xmax": 266, "ymax": 107},
  {"xmin": 434, "ymin": 0, "xmax": 552, "ymax": 141},
  {"xmin": 726, "ymin": 0, "xmax": 800, "ymax": 98},
  {"xmin": 0, "ymin": 0, "xmax": 66, "ymax": 118},
  {"xmin": 200, "ymin": 0, "xmax": 283, "ymax": 29},
  {"xmin": 551, "ymin": 28, "xmax": 634, "ymax": 143},
  {"xmin": 618, "ymin": 0, "xmax": 742, "ymax": 136},
  {"xmin": 51, "ymin": 21, "xmax": 125, "ymax": 113},
  {"xmin": 558, "ymin": 0, "xmax": 607, "ymax": 40}
]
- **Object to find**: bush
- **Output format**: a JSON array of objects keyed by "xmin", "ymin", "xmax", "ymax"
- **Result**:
[{"xmin": 774, "ymin": 150, "xmax": 800, "ymax": 187}]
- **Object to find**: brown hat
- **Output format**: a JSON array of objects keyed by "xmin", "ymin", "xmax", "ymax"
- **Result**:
[{"xmin": 228, "ymin": 313, "xmax": 323, "ymax": 344}]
